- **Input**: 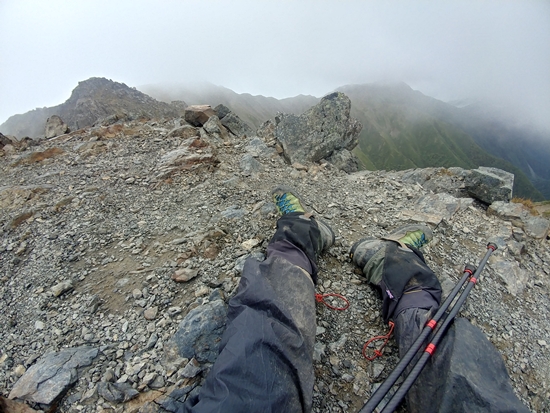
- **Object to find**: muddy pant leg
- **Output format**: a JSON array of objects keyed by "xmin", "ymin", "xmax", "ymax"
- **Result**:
[
  {"xmin": 394, "ymin": 309, "xmax": 529, "ymax": 413},
  {"xmin": 184, "ymin": 221, "xmax": 318, "ymax": 413}
]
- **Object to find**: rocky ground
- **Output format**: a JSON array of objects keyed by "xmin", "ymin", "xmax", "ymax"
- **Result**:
[{"xmin": 1, "ymin": 116, "xmax": 549, "ymax": 413}]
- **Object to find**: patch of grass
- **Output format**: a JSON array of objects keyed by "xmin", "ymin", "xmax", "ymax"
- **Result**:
[{"xmin": 512, "ymin": 197, "xmax": 539, "ymax": 216}]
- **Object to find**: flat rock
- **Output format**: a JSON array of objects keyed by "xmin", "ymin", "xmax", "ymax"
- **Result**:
[
  {"xmin": 522, "ymin": 215, "xmax": 550, "ymax": 239},
  {"xmin": 51, "ymin": 279, "xmax": 74, "ymax": 297},
  {"xmin": 400, "ymin": 193, "xmax": 473, "ymax": 225},
  {"xmin": 144, "ymin": 306, "xmax": 159, "ymax": 320},
  {"xmin": 172, "ymin": 268, "xmax": 199, "ymax": 283},
  {"xmin": 97, "ymin": 381, "xmax": 139, "ymax": 403},
  {"xmin": 9, "ymin": 346, "xmax": 98, "ymax": 406},
  {"xmin": 167, "ymin": 125, "xmax": 199, "ymax": 139}
]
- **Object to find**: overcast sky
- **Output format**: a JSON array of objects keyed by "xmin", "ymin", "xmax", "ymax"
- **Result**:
[{"xmin": 1, "ymin": 0, "xmax": 549, "ymax": 130}]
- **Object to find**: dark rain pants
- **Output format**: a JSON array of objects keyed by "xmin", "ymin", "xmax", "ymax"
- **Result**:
[
  {"xmin": 183, "ymin": 216, "xmax": 318, "ymax": 413},
  {"xmin": 383, "ymin": 244, "xmax": 530, "ymax": 413},
  {"xmin": 185, "ymin": 214, "xmax": 529, "ymax": 413}
]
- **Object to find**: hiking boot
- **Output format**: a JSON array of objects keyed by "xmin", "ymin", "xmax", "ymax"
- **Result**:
[
  {"xmin": 315, "ymin": 218, "xmax": 336, "ymax": 253},
  {"xmin": 272, "ymin": 185, "xmax": 306, "ymax": 215},
  {"xmin": 272, "ymin": 186, "xmax": 335, "ymax": 252},
  {"xmin": 349, "ymin": 224, "xmax": 433, "ymax": 282},
  {"xmin": 349, "ymin": 238, "xmax": 384, "ymax": 270},
  {"xmin": 381, "ymin": 224, "xmax": 433, "ymax": 250}
]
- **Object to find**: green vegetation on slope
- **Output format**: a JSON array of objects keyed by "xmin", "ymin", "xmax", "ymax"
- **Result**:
[{"xmin": 339, "ymin": 83, "xmax": 544, "ymax": 200}]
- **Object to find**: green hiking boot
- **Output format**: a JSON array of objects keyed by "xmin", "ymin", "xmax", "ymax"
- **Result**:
[
  {"xmin": 381, "ymin": 224, "xmax": 433, "ymax": 250},
  {"xmin": 349, "ymin": 224, "xmax": 433, "ymax": 284},
  {"xmin": 272, "ymin": 185, "xmax": 306, "ymax": 215},
  {"xmin": 272, "ymin": 186, "xmax": 335, "ymax": 252}
]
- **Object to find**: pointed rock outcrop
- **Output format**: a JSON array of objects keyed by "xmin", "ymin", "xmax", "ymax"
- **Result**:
[{"xmin": 260, "ymin": 92, "xmax": 362, "ymax": 171}]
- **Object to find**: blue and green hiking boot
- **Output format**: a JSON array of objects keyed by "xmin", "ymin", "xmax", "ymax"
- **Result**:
[
  {"xmin": 272, "ymin": 186, "xmax": 335, "ymax": 252},
  {"xmin": 272, "ymin": 185, "xmax": 306, "ymax": 215},
  {"xmin": 349, "ymin": 224, "xmax": 432, "ymax": 283}
]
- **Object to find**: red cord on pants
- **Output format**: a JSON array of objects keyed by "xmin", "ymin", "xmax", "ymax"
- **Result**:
[
  {"xmin": 363, "ymin": 321, "xmax": 395, "ymax": 361},
  {"xmin": 315, "ymin": 293, "xmax": 350, "ymax": 311}
]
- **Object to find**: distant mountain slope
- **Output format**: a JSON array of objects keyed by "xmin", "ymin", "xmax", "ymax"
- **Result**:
[
  {"xmin": 0, "ymin": 78, "xmax": 183, "ymax": 138},
  {"xmin": 141, "ymin": 82, "xmax": 319, "ymax": 129},
  {"xmin": 450, "ymin": 103, "xmax": 550, "ymax": 196},
  {"xmin": 337, "ymin": 83, "xmax": 546, "ymax": 200},
  {"xmin": 2, "ymin": 77, "xmax": 548, "ymax": 199}
]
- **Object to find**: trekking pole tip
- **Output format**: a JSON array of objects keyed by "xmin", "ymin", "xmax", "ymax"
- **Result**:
[{"xmin": 487, "ymin": 242, "xmax": 498, "ymax": 251}]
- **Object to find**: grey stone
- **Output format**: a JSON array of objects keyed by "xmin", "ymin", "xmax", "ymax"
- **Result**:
[
  {"xmin": 272, "ymin": 92, "xmax": 362, "ymax": 168},
  {"xmin": 240, "ymin": 154, "xmax": 263, "ymax": 175},
  {"xmin": 159, "ymin": 383, "xmax": 199, "ymax": 411},
  {"xmin": 214, "ymin": 104, "xmax": 231, "ymax": 120},
  {"xmin": 203, "ymin": 115, "xmax": 228, "ymax": 139},
  {"xmin": 221, "ymin": 206, "xmax": 246, "ymax": 219},
  {"xmin": 51, "ymin": 280, "xmax": 74, "ymax": 297},
  {"xmin": 488, "ymin": 201, "xmax": 550, "ymax": 239},
  {"xmin": 220, "ymin": 112, "xmax": 254, "ymax": 137},
  {"xmin": 465, "ymin": 167, "xmax": 514, "ymax": 204},
  {"xmin": 144, "ymin": 306, "xmax": 158, "ymax": 320},
  {"xmin": 167, "ymin": 125, "xmax": 199, "ymax": 139},
  {"xmin": 488, "ymin": 201, "xmax": 524, "ymax": 221},
  {"xmin": 171, "ymin": 299, "xmax": 228, "ymax": 363},
  {"xmin": 45, "ymin": 115, "xmax": 70, "ymax": 138},
  {"xmin": 97, "ymin": 381, "xmax": 138, "ymax": 403},
  {"xmin": 145, "ymin": 332, "xmax": 159, "ymax": 350},
  {"xmin": 372, "ymin": 362, "xmax": 385, "ymax": 378},
  {"xmin": 401, "ymin": 193, "xmax": 473, "ymax": 225},
  {"xmin": 179, "ymin": 358, "xmax": 202, "ymax": 378},
  {"xmin": 9, "ymin": 346, "xmax": 98, "ymax": 406},
  {"xmin": 523, "ymin": 215, "xmax": 550, "ymax": 239},
  {"xmin": 313, "ymin": 342, "xmax": 326, "ymax": 362},
  {"xmin": 150, "ymin": 375, "xmax": 165, "ymax": 389},
  {"xmin": 245, "ymin": 137, "xmax": 274, "ymax": 158},
  {"xmin": 326, "ymin": 148, "xmax": 359, "ymax": 173},
  {"xmin": 489, "ymin": 256, "xmax": 529, "ymax": 296},
  {"xmin": 184, "ymin": 105, "xmax": 215, "ymax": 127}
]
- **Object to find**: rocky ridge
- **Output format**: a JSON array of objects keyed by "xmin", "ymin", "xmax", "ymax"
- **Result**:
[
  {"xmin": 0, "ymin": 78, "xmax": 186, "ymax": 139},
  {"xmin": 0, "ymin": 99, "xmax": 549, "ymax": 413}
]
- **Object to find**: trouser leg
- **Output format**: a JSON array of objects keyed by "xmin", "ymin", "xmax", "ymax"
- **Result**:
[
  {"xmin": 184, "ymin": 214, "xmax": 322, "ymax": 413},
  {"xmin": 394, "ymin": 309, "xmax": 530, "ymax": 413}
]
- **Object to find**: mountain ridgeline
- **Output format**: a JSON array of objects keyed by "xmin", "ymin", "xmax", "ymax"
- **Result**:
[{"xmin": 2, "ymin": 78, "xmax": 549, "ymax": 200}]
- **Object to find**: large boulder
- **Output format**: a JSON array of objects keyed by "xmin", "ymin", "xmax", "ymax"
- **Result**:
[
  {"xmin": 464, "ymin": 167, "xmax": 514, "ymax": 204},
  {"xmin": 269, "ymin": 92, "xmax": 362, "ymax": 168},
  {"xmin": 184, "ymin": 105, "xmax": 216, "ymax": 127},
  {"xmin": 220, "ymin": 112, "xmax": 254, "ymax": 137},
  {"xmin": 44, "ymin": 115, "xmax": 70, "ymax": 138}
]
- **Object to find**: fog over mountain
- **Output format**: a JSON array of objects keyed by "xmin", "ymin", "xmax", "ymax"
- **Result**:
[{"xmin": 1, "ymin": 1, "xmax": 549, "ymax": 132}]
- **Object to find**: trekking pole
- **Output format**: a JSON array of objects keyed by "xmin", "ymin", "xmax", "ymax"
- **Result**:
[
  {"xmin": 358, "ymin": 263, "xmax": 477, "ymax": 413},
  {"xmin": 378, "ymin": 242, "xmax": 497, "ymax": 413}
]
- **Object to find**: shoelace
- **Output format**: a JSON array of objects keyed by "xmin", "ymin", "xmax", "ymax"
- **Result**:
[
  {"xmin": 275, "ymin": 194, "xmax": 298, "ymax": 214},
  {"xmin": 406, "ymin": 232, "xmax": 426, "ymax": 249}
]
